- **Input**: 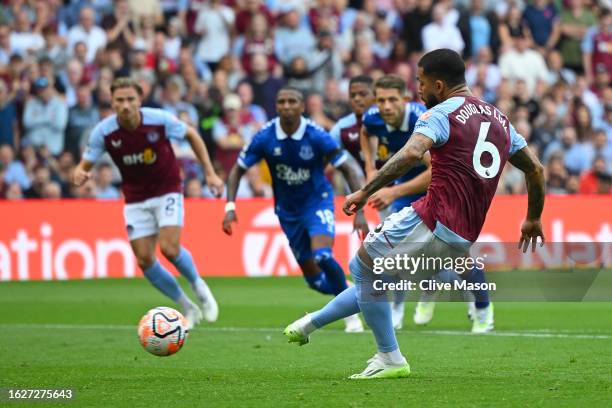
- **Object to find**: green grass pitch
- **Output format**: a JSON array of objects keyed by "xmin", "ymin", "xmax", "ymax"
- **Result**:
[{"xmin": 1, "ymin": 277, "xmax": 611, "ymax": 407}]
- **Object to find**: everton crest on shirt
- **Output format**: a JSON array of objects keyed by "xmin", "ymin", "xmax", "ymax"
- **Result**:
[{"xmin": 238, "ymin": 117, "xmax": 347, "ymax": 219}]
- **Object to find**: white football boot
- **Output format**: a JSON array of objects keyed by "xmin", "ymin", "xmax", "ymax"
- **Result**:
[
  {"xmin": 413, "ymin": 301, "xmax": 436, "ymax": 325},
  {"xmin": 193, "ymin": 280, "xmax": 219, "ymax": 323},
  {"xmin": 471, "ymin": 303, "xmax": 494, "ymax": 334},
  {"xmin": 349, "ymin": 353, "xmax": 411, "ymax": 380},
  {"xmin": 183, "ymin": 303, "xmax": 203, "ymax": 330},
  {"xmin": 284, "ymin": 314, "xmax": 312, "ymax": 346}
]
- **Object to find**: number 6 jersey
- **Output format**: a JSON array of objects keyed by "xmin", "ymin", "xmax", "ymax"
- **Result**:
[{"xmin": 411, "ymin": 96, "xmax": 527, "ymax": 242}]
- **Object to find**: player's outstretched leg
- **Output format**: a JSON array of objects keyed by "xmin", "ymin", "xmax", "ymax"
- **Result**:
[
  {"xmin": 313, "ymin": 247, "xmax": 363, "ymax": 333},
  {"xmin": 462, "ymin": 267, "xmax": 494, "ymax": 333},
  {"xmin": 284, "ymin": 252, "xmax": 410, "ymax": 379},
  {"xmin": 284, "ymin": 255, "xmax": 366, "ymax": 345},
  {"xmin": 283, "ymin": 285, "xmax": 360, "ymax": 346},
  {"xmin": 297, "ymin": 267, "xmax": 363, "ymax": 337},
  {"xmin": 169, "ymin": 246, "xmax": 219, "ymax": 323}
]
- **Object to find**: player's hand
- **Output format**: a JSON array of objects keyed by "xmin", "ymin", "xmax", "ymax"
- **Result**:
[
  {"xmin": 72, "ymin": 169, "xmax": 92, "ymax": 186},
  {"xmin": 207, "ymin": 173, "xmax": 225, "ymax": 197},
  {"xmin": 343, "ymin": 190, "xmax": 368, "ymax": 216},
  {"xmin": 368, "ymin": 187, "xmax": 396, "ymax": 211},
  {"xmin": 353, "ymin": 211, "xmax": 370, "ymax": 241},
  {"xmin": 222, "ymin": 211, "xmax": 237, "ymax": 236},
  {"xmin": 518, "ymin": 219, "xmax": 545, "ymax": 253}
]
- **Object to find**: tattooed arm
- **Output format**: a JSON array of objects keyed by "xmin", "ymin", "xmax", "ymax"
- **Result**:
[
  {"xmin": 509, "ymin": 146, "xmax": 546, "ymax": 252},
  {"xmin": 509, "ymin": 147, "xmax": 545, "ymax": 221},
  {"xmin": 343, "ymin": 134, "xmax": 433, "ymax": 215}
]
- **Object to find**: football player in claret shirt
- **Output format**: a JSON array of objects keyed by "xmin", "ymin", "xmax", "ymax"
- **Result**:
[
  {"xmin": 361, "ymin": 75, "xmax": 488, "ymax": 331},
  {"xmin": 73, "ymin": 78, "xmax": 224, "ymax": 329},
  {"xmin": 285, "ymin": 49, "xmax": 545, "ymax": 379},
  {"xmin": 222, "ymin": 87, "xmax": 369, "ymax": 333}
]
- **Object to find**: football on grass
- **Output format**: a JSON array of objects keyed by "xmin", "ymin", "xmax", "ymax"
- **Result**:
[{"xmin": 138, "ymin": 307, "xmax": 188, "ymax": 356}]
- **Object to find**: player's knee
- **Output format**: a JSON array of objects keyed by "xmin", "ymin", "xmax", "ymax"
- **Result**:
[
  {"xmin": 160, "ymin": 242, "xmax": 180, "ymax": 261},
  {"xmin": 312, "ymin": 247, "xmax": 333, "ymax": 267},
  {"xmin": 349, "ymin": 255, "xmax": 375, "ymax": 284},
  {"xmin": 137, "ymin": 255, "xmax": 156, "ymax": 271}
]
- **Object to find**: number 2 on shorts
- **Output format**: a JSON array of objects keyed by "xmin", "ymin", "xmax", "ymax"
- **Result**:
[{"xmin": 165, "ymin": 196, "xmax": 176, "ymax": 217}]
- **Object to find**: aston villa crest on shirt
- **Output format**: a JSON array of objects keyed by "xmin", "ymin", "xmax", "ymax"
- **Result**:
[
  {"xmin": 147, "ymin": 131, "xmax": 160, "ymax": 143},
  {"xmin": 299, "ymin": 145, "xmax": 314, "ymax": 160}
]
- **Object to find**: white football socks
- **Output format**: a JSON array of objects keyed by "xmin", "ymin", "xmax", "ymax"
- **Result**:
[{"xmin": 381, "ymin": 349, "xmax": 406, "ymax": 365}]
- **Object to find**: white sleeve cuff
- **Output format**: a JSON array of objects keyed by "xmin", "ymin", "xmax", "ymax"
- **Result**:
[{"xmin": 331, "ymin": 151, "xmax": 348, "ymax": 168}]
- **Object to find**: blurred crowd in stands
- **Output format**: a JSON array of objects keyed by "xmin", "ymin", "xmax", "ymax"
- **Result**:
[{"xmin": 0, "ymin": 0, "xmax": 610, "ymax": 201}]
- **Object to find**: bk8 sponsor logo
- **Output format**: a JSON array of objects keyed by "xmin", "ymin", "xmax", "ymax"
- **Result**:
[{"xmin": 122, "ymin": 148, "xmax": 157, "ymax": 165}]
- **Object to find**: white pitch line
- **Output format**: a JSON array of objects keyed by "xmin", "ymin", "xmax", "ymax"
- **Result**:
[
  {"xmin": 1, "ymin": 323, "xmax": 611, "ymax": 340},
  {"xmin": 417, "ymin": 329, "xmax": 612, "ymax": 340}
]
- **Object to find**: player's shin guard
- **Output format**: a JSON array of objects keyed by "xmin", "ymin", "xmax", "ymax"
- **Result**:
[
  {"xmin": 143, "ymin": 260, "xmax": 183, "ymax": 302},
  {"xmin": 352, "ymin": 256, "xmax": 398, "ymax": 353},
  {"xmin": 313, "ymin": 247, "xmax": 348, "ymax": 295},
  {"xmin": 170, "ymin": 247, "xmax": 201, "ymax": 284},
  {"xmin": 463, "ymin": 267, "xmax": 490, "ymax": 309}
]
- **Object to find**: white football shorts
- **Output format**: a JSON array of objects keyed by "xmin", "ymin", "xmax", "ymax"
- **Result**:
[
  {"xmin": 123, "ymin": 192, "xmax": 184, "ymax": 241},
  {"xmin": 363, "ymin": 206, "xmax": 472, "ymax": 278}
]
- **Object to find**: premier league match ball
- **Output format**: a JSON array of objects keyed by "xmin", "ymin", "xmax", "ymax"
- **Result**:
[{"xmin": 138, "ymin": 307, "xmax": 188, "ymax": 356}]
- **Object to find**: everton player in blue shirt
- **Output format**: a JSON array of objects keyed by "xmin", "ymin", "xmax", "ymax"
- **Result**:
[
  {"xmin": 222, "ymin": 87, "xmax": 369, "ymax": 332},
  {"xmin": 360, "ymin": 75, "xmax": 430, "ymax": 216},
  {"xmin": 359, "ymin": 75, "xmax": 433, "ymax": 329}
]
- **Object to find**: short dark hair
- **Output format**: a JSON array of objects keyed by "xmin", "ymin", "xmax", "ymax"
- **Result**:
[
  {"xmin": 418, "ymin": 49, "xmax": 466, "ymax": 88},
  {"xmin": 276, "ymin": 86, "xmax": 304, "ymax": 101},
  {"xmin": 349, "ymin": 75, "xmax": 373, "ymax": 88},
  {"xmin": 373, "ymin": 75, "xmax": 406, "ymax": 95},
  {"xmin": 110, "ymin": 77, "xmax": 143, "ymax": 96}
]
